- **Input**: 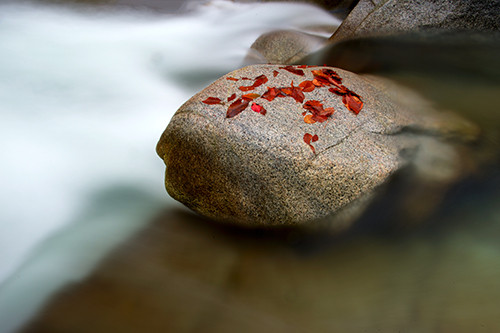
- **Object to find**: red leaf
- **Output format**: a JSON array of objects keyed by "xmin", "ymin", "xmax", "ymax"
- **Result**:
[
  {"xmin": 343, "ymin": 93, "xmax": 363, "ymax": 115},
  {"xmin": 299, "ymin": 80, "xmax": 315, "ymax": 92},
  {"xmin": 239, "ymin": 85, "xmax": 255, "ymax": 92},
  {"xmin": 202, "ymin": 97, "xmax": 222, "ymax": 105},
  {"xmin": 273, "ymin": 70, "xmax": 279, "ymax": 77},
  {"xmin": 321, "ymin": 107, "xmax": 335, "ymax": 117},
  {"xmin": 251, "ymin": 102, "xmax": 267, "ymax": 115},
  {"xmin": 290, "ymin": 86, "xmax": 305, "ymax": 103},
  {"xmin": 303, "ymin": 100, "xmax": 324, "ymax": 114},
  {"xmin": 303, "ymin": 133, "xmax": 316, "ymax": 154},
  {"xmin": 312, "ymin": 68, "xmax": 342, "ymax": 85},
  {"xmin": 261, "ymin": 87, "xmax": 279, "ymax": 101},
  {"xmin": 279, "ymin": 65, "xmax": 305, "ymax": 76},
  {"xmin": 312, "ymin": 134, "xmax": 319, "ymax": 142},
  {"xmin": 239, "ymin": 74, "xmax": 268, "ymax": 91},
  {"xmin": 328, "ymin": 86, "xmax": 349, "ymax": 96},
  {"xmin": 227, "ymin": 98, "xmax": 250, "ymax": 118},
  {"xmin": 226, "ymin": 77, "xmax": 239, "ymax": 81},
  {"xmin": 253, "ymin": 74, "xmax": 268, "ymax": 87},
  {"xmin": 242, "ymin": 93, "xmax": 260, "ymax": 100},
  {"xmin": 227, "ymin": 93, "xmax": 236, "ymax": 102}
]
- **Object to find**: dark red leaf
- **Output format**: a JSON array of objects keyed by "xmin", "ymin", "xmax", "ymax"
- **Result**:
[
  {"xmin": 239, "ymin": 74, "xmax": 268, "ymax": 91},
  {"xmin": 328, "ymin": 86, "xmax": 349, "ymax": 96},
  {"xmin": 303, "ymin": 100, "xmax": 324, "ymax": 114},
  {"xmin": 261, "ymin": 87, "xmax": 279, "ymax": 101},
  {"xmin": 290, "ymin": 86, "xmax": 305, "ymax": 103},
  {"xmin": 279, "ymin": 65, "xmax": 304, "ymax": 76},
  {"xmin": 273, "ymin": 70, "xmax": 279, "ymax": 77},
  {"xmin": 202, "ymin": 97, "xmax": 222, "ymax": 105},
  {"xmin": 312, "ymin": 134, "xmax": 319, "ymax": 142},
  {"xmin": 227, "ymin": 93, "xmax": 236, "ymax": 102},
  {"xmin": 227, "ymin": 98, "xmax": 250, "ymax": 118}
]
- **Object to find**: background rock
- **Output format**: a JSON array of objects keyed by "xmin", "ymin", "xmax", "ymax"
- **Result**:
[
  {"xmin": 157, "ymin": 64, "xmax": 477, "ymax": 228},
  {"xmin": 245, "ymin": 30, "xmax": 327, "ymax": 65},
  {"xmin": 329, "ymin": 0, "xmax": 500, "ymax": 43}
]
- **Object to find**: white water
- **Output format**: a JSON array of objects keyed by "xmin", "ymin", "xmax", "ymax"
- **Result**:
[{"xmin": 0, "ymin": 1, "xmax": 340, "ymax": 332}]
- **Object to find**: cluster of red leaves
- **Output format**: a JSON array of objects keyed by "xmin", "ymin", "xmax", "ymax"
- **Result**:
[
  {"xmin": 202, "ymin": 66, "xmax": 365, "ymax": 154},
  {"xmin": 261, "ymin": 82, "xmax": 305, "ymax": 103},
  {"xmin": 302, "ymin": 100, "xmax": 335, "ymax": 124}
]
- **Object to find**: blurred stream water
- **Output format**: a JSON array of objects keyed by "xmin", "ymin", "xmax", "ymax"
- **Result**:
[
  {"xmin": 0, "ymin": 1, "xmax": 340, "ymax": 332},
  {"xmin": 1, "ymin": 1, "xmax": 499, "ymax": 332}
]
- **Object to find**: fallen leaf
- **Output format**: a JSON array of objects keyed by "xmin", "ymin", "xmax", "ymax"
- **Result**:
[
  {"xmin": 228, "ymin": 93, "xmax": 236, "ymax": 102},
  {"xmin": 290, "ymin": 86, "xmax": 305, "ymax": 103},
  {"xmin": 343, "ymin": 93, "xmax": 363, "ymax": 114},
  {"xmin": 253, "ymin": 74, "xmax": 268, "ymax": 87},
  {"xmin": 226, "ymin": 77, "xmax": 239, "ymax": 81},
  {"xmin": 251, "ymin": 102, "xmax": 267, "ymax": 115},
  {"xmin": 299, "ymin": 80, "xmax": 315, "ymax": 92},
  {"xmin": 227, "ymin": 98, "xmax": 250, "ymax": 118},
  {"xmin": 242, "ymin": 93, "xmax": 260, "ymax": 100},
  {"xmin": 279, "ymin": 65, "xmax": 304, "ymax": 76},
  {"xmin": 312, "ymin": 134, "xmax": 319, "ymax": 142},
  {"xmin": 239, "ymin": 74, "xmax": 268, "ymax": 91},
  {"xmin": 304, "ymin": 114, "xmax": 316, "ymax": 124},
  {"xmin": 273, "ymin": 70, "xmax": 279, "ymax": 77},
  {"xmin": 303, "ymin": 133, "xmax": 316, "ymax": 154},
  {"xmin": 261, "ymin": 87, "xmax": 279, "ymax": 101},
  {"xmin": 328, "ymin": 86, "xmax": 349, "ymax": 96},
  {"xmin": 202, "ymin": 97, "xmax": 222, "ymax": 105}
]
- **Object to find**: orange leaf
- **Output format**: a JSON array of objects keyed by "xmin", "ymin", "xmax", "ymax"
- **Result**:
[
  {"xmin": 299, "ymin": 80, "xmax": 315, "ymax": 92},
  {"xmin": 242, "ymin": 93, "xmax": 260, "ymax": 100},
  {"xmin": 304, "ymin": 115, "xmax": 316, "ymax": 124},
  {"xmin": 226, "ymin": 77, "xmax": 239, "ymax": 81}
]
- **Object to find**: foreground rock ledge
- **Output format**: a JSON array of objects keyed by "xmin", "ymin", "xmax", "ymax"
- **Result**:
[{"xmin": 156, "ymin": 65, "xmax": 477, "ymax": 229}]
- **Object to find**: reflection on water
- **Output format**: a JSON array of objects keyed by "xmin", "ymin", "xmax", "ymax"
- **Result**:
[
  {"xmin": 1, "ymin": 1, "xmax": 500, "ymax": 332},
  {"xmin": 20, "ymin": 176, "xmax": 500, "ymax": 332}
]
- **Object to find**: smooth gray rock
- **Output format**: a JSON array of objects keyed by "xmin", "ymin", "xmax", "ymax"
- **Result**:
[
  {"xmin": 156, "ymin": 65, "xmax": 477, "ymax": 229},
  {"xmin": 245, "ymin": 30, "xmax": 327, "ymax": 65},
  {"xmin": 330, "ymin": 0, "xmax": 500, "ymax": 43}
]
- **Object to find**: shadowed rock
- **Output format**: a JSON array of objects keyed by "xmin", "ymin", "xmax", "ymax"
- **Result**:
[
  {"xmin": 330, "ymin": 0, "xmax": 500, "ymax": 43},
  {"xmin": 156, "ymin": 64, "xmax": 478, "ymax": 229}
]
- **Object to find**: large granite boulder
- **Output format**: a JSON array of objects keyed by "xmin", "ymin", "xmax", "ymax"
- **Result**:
[
  {"xmin": 330, "ymin": 0, "xmax": 500, "ymax": 43},
  {"xmin": 156, "ymin": 64, "xmax": 477, "ymax": 229}
]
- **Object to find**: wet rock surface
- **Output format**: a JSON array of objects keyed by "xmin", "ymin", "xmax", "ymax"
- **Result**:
[
  {"xmin": 330, "ymin": 0, "xmax": 500, "ymax": 43},
  {"xmin": 156, "ymin": 64, "xmax": 477, "ymax": 228}
]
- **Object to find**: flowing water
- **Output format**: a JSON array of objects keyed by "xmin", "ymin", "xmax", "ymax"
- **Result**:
[{"xmin": 1, "ymin": 1, "xmax": 499, "ymax": 332}]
